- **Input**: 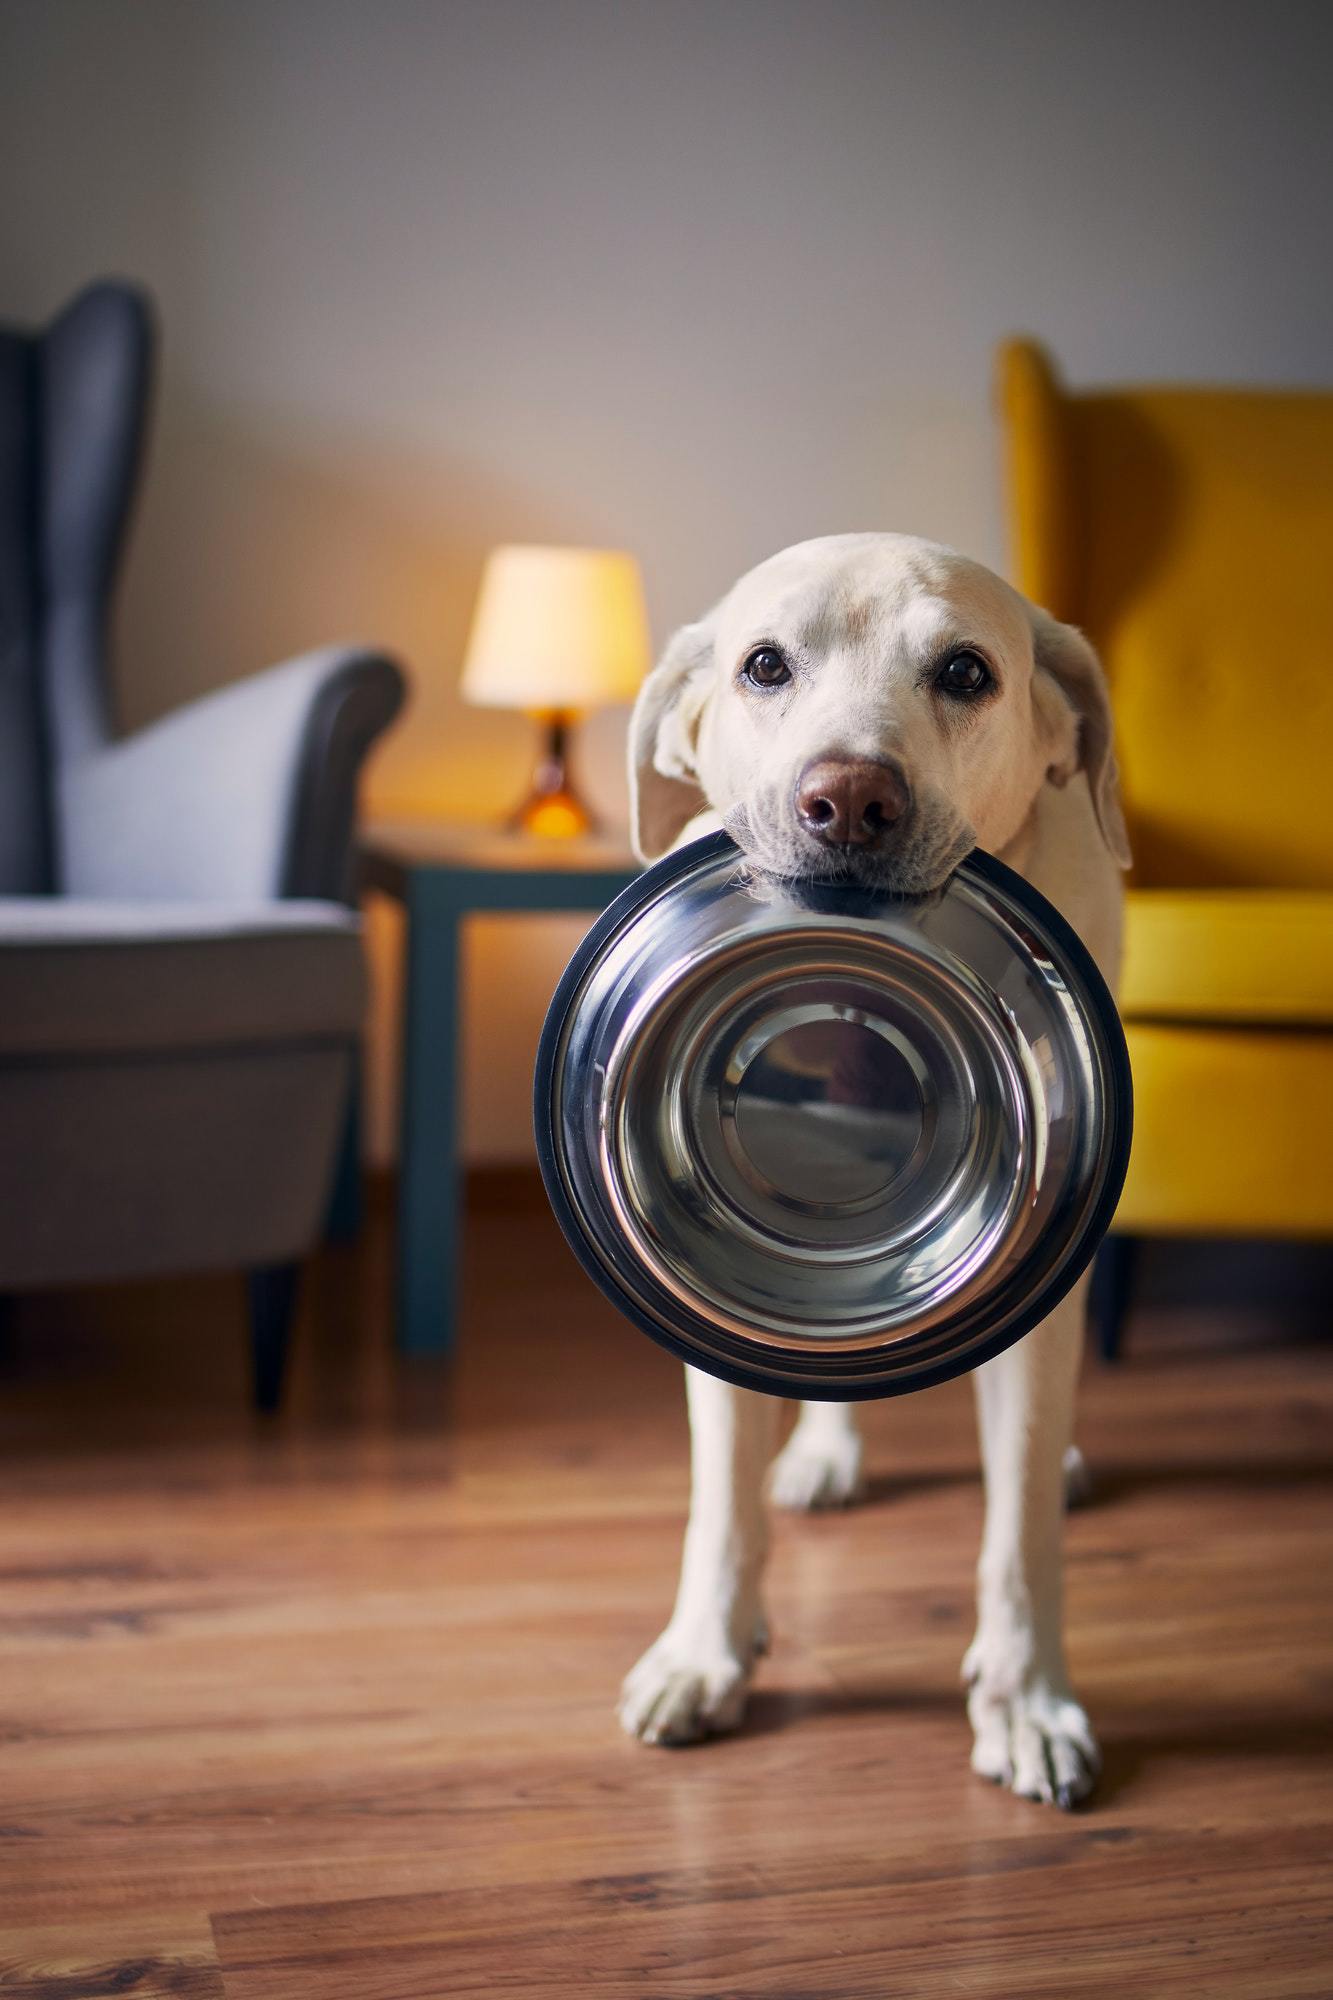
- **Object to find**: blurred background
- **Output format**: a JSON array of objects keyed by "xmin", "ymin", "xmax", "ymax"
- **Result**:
[
  {"xmin": 4, "ymin": 5, "xmax": 1333, "ymax": 1989},
  {"xmin": 5, "ymin": 0, "xmax": 1331, "ymax": 1165}
]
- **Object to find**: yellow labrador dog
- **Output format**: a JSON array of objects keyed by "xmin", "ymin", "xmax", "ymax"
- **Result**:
[{"xmin": 619, "ymin": 533, "xmax": 1130, "ymax": 1809}]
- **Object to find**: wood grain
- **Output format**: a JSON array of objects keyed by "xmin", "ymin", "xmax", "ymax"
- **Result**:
[
  {"xmin": 1, "ymin": 1188, "xmax": 1330, "ymax": 1996},
  {"xmin": 0, "ymin": 1913, "xmax": 223, "ymax": 1998}
]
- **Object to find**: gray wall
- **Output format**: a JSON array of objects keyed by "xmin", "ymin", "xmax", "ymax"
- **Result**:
[{"xmin": 4, "ymin": 0, "xmax": 1330, "ymax": 1159}]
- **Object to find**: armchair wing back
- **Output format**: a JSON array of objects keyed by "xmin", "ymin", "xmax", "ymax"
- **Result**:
[
  {"xmin": 998, "ymin": 339, "xmax": 1333, "ymax": 891},
  {"xmin": 1, "ymin": 283, "xmax": 151, "ymax": 890}
]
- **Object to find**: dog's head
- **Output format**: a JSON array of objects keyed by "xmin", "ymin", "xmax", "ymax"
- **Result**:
[{"xmin": 631, "ymin": 533, "xmax": 1130, "ymax": 891}]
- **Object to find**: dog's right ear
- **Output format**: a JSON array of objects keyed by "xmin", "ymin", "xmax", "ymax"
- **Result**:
[{"xmin": 629, "ymin": 619, "xmax": 714, "ymax": 861}]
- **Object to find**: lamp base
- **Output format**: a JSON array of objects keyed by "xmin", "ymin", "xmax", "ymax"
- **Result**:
[{"xmin": 508, "ymin": 712, "xmax": 596, "ymax": 839}]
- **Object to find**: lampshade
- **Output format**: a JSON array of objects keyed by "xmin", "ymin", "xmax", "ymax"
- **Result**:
[{"xmin": 460, "ymin": 545, "xmax": 652, "ymax": 712}]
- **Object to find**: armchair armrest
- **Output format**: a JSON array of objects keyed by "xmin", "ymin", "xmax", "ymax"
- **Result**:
[{"xmin": 59, "ymin": 647, "xmax": 406, "ymax": 902}]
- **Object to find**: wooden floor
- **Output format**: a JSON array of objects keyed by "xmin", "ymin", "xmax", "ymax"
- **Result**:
[{"xmin": 2, "ymin": 1180, "xmax": 1331, "ymax": 1998}]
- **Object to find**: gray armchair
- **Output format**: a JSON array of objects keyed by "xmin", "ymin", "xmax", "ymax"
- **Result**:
[{"xmin": 0, "ymin": 280, "xmax": 405, "ymax": 1405}]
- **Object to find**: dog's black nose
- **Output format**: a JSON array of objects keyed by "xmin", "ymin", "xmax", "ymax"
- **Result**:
[{"xmin": 795, "ymin": 758, "xmax": 911, "ymax": 847}]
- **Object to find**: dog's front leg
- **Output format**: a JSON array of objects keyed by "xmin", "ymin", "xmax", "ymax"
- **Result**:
[
  {"xmin": 964, "ymin": 1283, "xmax": 1100, "ymax": 1808},
  {"xmin": 619, "ymin": 1367, "xmax": 778, "ymax": 1746},
  {"xmin": 768, "ymin": 1399, "xmax": 866, "ymax": 1510}
]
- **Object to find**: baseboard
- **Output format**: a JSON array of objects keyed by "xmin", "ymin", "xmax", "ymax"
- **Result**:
[{"xmin": 362, "ymin": 1163, "xmax": 546, "ymax": 1211}]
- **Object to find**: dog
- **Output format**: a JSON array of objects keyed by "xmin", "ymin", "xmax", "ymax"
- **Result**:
[{"xmin": 617, "ymin": 533, "xmax": 1130, "ymax": 1809}]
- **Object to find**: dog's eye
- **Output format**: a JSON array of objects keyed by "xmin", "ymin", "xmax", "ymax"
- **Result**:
[
  {"xmin": 935, "ymin": 650, "xmax": 993, "ymax": 698},
  {"xmin": 742, "ymin": 646, "xmax": 792, "ymax": 689}
]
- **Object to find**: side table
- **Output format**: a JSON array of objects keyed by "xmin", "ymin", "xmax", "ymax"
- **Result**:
[{"xmin": 361, "ymin": 821, "xmax": 640, "ymax": 1356}]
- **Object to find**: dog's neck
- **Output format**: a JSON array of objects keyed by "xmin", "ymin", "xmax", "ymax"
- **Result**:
[{"xmin": 993, "ymin": 776, "xmax": 1124, "ymax": 988}]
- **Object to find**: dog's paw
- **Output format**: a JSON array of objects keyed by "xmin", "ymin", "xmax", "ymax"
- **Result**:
[
  {"xmin": 768, "ymin": 1426, "xmax": 866, "ymax": 1511},
  {"xmin": 618, "ymin": 1620, "xmax": 763, "ymax": 1746},
  {"xmin": 1063, "ymin": 1443, "xmax": 1093, "ymax": 1509},
  {"xmin": 963, "ymin": 1662, "xmax": 1101, "ymax": 1809}
]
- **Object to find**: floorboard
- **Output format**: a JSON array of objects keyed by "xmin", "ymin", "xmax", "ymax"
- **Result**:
[{"xmin": 1, "ymin": 1184, "xmax": 1330, "ymax": 1996}]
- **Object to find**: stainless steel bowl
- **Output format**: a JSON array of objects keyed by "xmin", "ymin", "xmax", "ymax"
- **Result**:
[{"xmin": 535, "ymin": 831, "xmax": 1131, "ymax": 1399}]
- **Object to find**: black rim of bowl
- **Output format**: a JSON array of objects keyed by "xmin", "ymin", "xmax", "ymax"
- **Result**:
[{"xmin": 533, "ymin": 830, "xmax": 1133, "ymax": 1400}]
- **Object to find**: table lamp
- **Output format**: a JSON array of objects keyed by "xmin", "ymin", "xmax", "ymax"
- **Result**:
[{"xmin": 461, "ymin": 545, "xmax": 652, "ymax": 838}]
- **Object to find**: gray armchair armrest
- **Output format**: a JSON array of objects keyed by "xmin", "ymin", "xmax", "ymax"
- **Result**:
[{"xmin": 59, "ymin": 647, "xmax": 406, "ymax": 902}]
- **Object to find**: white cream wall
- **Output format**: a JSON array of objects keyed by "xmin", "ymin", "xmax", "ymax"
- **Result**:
[{"xmin": 3, "ymin": 0, "xmax": 1330, "ymax": 1161}]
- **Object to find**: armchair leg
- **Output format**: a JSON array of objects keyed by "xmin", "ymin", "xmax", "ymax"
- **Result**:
[
  {"xmin": 1090, "ymin": 1233, "xmax": 1139, "ymax": 1363},
  {"xmin": 248, "ymin": 1262, "xmax": 301, "ymax": 1411}
]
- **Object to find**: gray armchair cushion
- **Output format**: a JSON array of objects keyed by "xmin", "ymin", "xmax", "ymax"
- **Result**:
[
  {"xmin": 0, "ymin": 897, "xmax": 364, "ymax": 1058},
  {"xmin": 0, "ymin": 1046, "xmax": 357, "ymax": 1290},
  {"xmin": 0, "ymin": 897, "xmax": 367, "ymax": 1288}
]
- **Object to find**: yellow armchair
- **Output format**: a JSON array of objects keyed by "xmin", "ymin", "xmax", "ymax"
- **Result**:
[{"xmin": 997, "ymin": 340, "xmax": 1333, "ymax": 1350}]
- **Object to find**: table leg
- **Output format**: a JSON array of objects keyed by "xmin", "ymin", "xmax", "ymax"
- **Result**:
[{"xmin": 397, "ymin": 874, "xmax": 463, "ymax": 1356}]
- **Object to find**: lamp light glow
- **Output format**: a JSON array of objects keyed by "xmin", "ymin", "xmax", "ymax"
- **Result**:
[{"xmin": 460, "ymin": 545, "xmax": 651, "ymax": 836}]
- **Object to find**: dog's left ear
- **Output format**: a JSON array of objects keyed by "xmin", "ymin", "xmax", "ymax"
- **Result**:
[
  {"xmin": 628, "ymin": 618, "xmax": 715, "ymax": 861},
  {"xmin": 1030, "ymin": 610, "xmax": 1132, "ymax": 869}
]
